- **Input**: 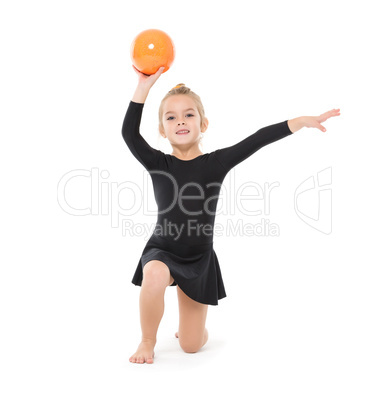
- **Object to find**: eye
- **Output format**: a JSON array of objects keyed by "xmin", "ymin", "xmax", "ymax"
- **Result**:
[
  {"xmin": 167, "ymin": 116, "xmax": 175, "ymax": 120},
  {"xmin": 186, "ymin": 114, "xmax": 194, "ymax": 117}
]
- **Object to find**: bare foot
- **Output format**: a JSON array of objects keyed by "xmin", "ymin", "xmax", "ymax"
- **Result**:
[{"xmin": 129, "ymin": 339, "xmax": 155, "ymax": 364}]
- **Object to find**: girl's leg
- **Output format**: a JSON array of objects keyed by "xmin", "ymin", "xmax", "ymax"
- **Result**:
[
  {"xmin": 175, "ymin": 286, "xmax": 209, "ymax": 353},
  {"xmin": 129, "ymin": 260, "xmax": 174, "ymax": 364}
]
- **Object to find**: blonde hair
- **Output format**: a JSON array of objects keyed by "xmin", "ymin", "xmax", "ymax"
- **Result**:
[{"xmin": 158, "ymin": 84, "xmax": 206, "ymax": 147}]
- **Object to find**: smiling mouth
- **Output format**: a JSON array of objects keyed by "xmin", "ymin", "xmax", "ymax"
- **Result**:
[{"xmin": 176, "ymin": 130, "xmax": 190, "ymax": 135}]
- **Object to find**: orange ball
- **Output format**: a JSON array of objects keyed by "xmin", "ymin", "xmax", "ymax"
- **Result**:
[{"xmin": 130, "ymin": 29, "xmax": 175, "ymax": 75}]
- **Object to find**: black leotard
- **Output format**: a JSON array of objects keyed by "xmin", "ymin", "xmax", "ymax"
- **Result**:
[{"xmin": 122, "ymin": 100, "xmax": 293, "ymax": 305}]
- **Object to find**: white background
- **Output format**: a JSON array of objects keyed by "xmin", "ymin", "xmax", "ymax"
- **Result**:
[{"xmin": 1, "ymin": 0, "xmax": 388, "ymax": 401}]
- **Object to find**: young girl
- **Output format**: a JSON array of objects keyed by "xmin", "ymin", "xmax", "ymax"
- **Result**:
[{"xmin": 122, "ymin": 65, "xmax": 340, "ymax": 364}]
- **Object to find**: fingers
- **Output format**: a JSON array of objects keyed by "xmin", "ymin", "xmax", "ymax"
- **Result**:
[
  {"xmin": 318, "ymin": 108, "xmax": 341, "ymax": 123},
  {"xmin": 132, "ymin": 64, "xmax": 150, "ymax": 77},
  {"xmin": 327, "ymin": 108, "xmax": 341, "ymax": 118},
  {"xmin": 326, "ymin": 108, "xmax": 341, "ymax": 116},
  {"xmin": 317, "ymin": 108, "xmax": 340, "ymax": 131},
  {"xmin": 132, "ymin": 65, "xmax": 165, "ymax": 76},
  {"xmin": 154, "ymin": 66, "xmax": 165, "ymax": 78},
  {"xmin": 312, "ymin": 119, "xmax": 326, "ymax": 132},
  {"xmin": 133, "ymin": 65, "xmax": 165, "ymax": 86}
]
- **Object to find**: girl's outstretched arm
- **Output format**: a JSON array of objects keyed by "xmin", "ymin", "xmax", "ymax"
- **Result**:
[
  {"xmin": 287, "ymin": 109, "xmax": 341, "ymax": 133},
  {"xmin": 214, "ymin": 108, "xmax": 341, "ymax": 174}
]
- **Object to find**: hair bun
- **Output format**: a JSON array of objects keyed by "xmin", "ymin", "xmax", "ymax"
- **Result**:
[{"xmin": 171, "ymin": 83, "xmax": 185, "ymax": 90}]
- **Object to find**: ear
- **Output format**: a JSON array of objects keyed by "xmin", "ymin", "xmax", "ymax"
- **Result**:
[
  {"xmin": 201, "ymin": 117, "xmax": 209, "ymax": 133},
  {"xmin": 159, "ymin": 125, "xmax": 166, "ymax": 138}
]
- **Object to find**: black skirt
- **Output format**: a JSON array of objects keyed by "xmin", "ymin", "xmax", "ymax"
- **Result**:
[{"xmin": 132, "ymin": 233, "xmax": 226, "ymax": 305}]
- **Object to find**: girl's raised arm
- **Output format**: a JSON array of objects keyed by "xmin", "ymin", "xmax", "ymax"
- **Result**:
[{"xmin": 121, "ymin": 67, "xmax": 165, "ymax": 171}]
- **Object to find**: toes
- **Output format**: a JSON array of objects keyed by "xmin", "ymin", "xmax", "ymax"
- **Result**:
[
  {"xmin": 130, "ymin": 354, "xmax": 153, "ymax": 364},
  {"xmin": 129, "ymin": 344, "xmax": 155, "ymax": 364}
]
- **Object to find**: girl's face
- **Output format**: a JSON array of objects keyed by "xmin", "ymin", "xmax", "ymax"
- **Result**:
[{"xmin": 160, "ymin": 95, "xmax": 208, "ymax": 146}]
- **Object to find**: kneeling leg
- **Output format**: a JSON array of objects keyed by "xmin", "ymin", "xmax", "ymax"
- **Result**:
[{"xmin": 176, "ymin": 286, "xmax": 208, "ymax": 354}]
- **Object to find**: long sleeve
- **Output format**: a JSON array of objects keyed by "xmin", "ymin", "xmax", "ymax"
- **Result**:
[
  {"xmin": 214, "ymin": 120, "xmax": 293, "ymax": 173},
  {"xmin": 121, "ymin": 101, "xmax": 160, "ymax": 171}
]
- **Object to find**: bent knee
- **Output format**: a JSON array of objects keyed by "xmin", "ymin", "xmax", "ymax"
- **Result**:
[
  {"xmin": 142, "ymin": 261, "xmax": 172, "ymax": 289},
  {"xmin": 179, "ymin": 339, "xmax": 203, "ymax": 354}
]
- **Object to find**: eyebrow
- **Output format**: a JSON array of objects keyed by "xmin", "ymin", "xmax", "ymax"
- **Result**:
[{"xmin": 164, "ymin": 108, "xmax": 195, "ymax": 115}]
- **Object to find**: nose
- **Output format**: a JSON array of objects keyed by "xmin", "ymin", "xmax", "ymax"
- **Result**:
[{"xmin": 178, "ymin": 121, "xmax": 186, "ymax": 125}]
